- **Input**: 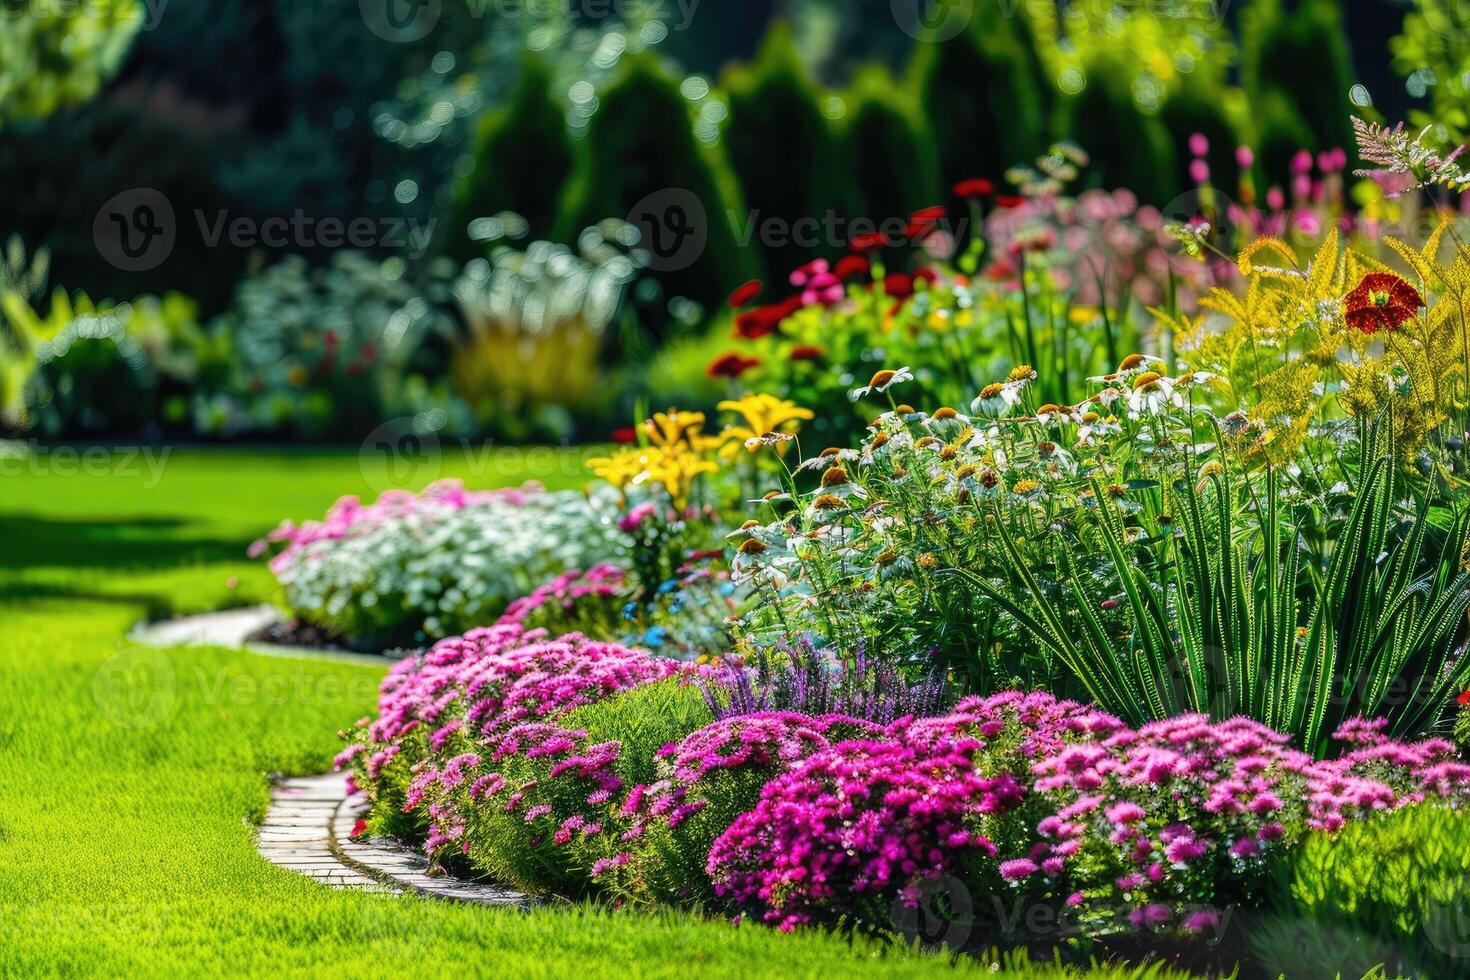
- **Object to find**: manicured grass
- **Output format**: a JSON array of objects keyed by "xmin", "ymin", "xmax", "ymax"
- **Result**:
[{"xmin": 0, "ymin": 446, "xmax": 1192, "ymax": 978}]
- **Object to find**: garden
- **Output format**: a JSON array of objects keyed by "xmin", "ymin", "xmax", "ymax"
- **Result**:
[{"xmin": 8, "ymin": 2, "xmax": 1470, "ymax": 978}]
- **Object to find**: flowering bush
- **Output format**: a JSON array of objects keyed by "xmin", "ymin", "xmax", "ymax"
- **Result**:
[
  {"xmin": 498, "ymin": 564, "xmax": 633, "ymax": 638},
  {"xmin": 706, "ymin": 692, "xmax": 1470, "ymax": 940},
  {"xmin": 617, "ymin": 711, "xmax": 885, "ymax": 906},
  {"xmin": 198, "ymin": 251, "xmax": 459, "ymax": 438},
  {"xmin": 338, "ymin": 621, "xmax": 691, "ymax": 840},
  {"xmin": 255, "ymin": 480, "xmax": 624, "ymax": 644}
]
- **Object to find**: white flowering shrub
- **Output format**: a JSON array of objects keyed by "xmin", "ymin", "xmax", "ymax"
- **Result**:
[{"xmin": 257, "ymin": 481, "xmax": 625, "ymax": 645}]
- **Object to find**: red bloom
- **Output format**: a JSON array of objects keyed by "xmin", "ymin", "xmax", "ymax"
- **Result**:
[
  {"xmin": 849, "ymin": 230, "xmax": 889, "ymax": 253},
  {"xmin": 994, "ymin": 194, "xmax": 1028, "ymax": 209},
  {"xmin": 1345, "ymin": 272, "xmax": 1423, "ymax": 334},
  {"xmin": 728, "ymin": 279, "xmax": 763, "ymax": 309},
  {"xmin": 953, "ymin": 178, "xmax": 994, "ymax": 199},
  {"xmin": 884, "ymin": 272, "xmax": 915, "ymax": 299},
  {"xmin": 1457, "ymin": 689, "xmax": 1470, "ymax": 707},
  {"xmin": 913, "ymin": 267, "xmax": 939, "ymax": 287},
  {"xmin": 708, "ymin": 352, "xmax": 761, "ymax": 378},
  {"xmin": 611, "ymin": 427, "xmax": 638, "ymax": 444},
  {"xmin": 905, "ymin": 205, "xmax": 946, "ymax": 241},
  {"xmin": 351, "ymin": 818, "xmax": 367, "ymax": 838},
  {"xmin": 788, "ymin": 345, "xmax": 824, "ymax": 361},
  {"xmin": 834, "ymin": 255, "xmax": 870, "ymax": 280},
  {"xmin": 734, "ymin": 295, "xmax": 801, "ymax": 340}
]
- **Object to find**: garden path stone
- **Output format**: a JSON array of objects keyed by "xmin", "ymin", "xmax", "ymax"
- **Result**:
[
  {"xmin": 257, "ymin": 773, "xmax": 533, "ymax": 908},
  {"xmin": 130, "ymin": 605, "xmax": 392, "ymax": 665}
]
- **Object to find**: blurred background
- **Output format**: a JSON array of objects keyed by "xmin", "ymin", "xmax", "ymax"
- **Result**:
[{"xmin": 0, "ymin": 0, "xmax": 1461, "ymax": 444}]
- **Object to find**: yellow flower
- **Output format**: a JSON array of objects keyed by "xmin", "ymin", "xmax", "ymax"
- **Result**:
[
  {"xmin": 646, "ymin": 446, "xmax": 717, "ymax": 506},
  {"xmin": 643, "ymin": 409, "xmax": 707, "ymax": 450},
  {"xmin": 588, "ymin": 448, "xmax": 648, "ymax": 490},
  {"xmin": 717, "ymin": 394, "xmax": 814, "ymax": 459}
]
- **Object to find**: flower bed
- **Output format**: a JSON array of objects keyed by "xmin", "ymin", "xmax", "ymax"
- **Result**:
[
  {"xmin": 253, "ymin": 480, "xmax": 624, "ymax": 645},
  {"xmin": 339, "ymin": 617, "xmax": 1470, "ymax": 961},
  {"xmin": 317, "ymin": 119, "xmax": 1470, "ymax": 972}
]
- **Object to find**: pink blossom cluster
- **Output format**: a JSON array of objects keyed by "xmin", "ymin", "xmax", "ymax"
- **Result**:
[
  {"xmin": 708, "ymin": 737, "xmax": 1027, "ymax": 932},
  {"xmin": 362, "ymin": 622, "xmax": 683, "ymax": 748},
  {"xmin": 705, "ymin": 692, "xmax": 1470, "ymax": 933},
  {"xmin": 251, "ymin": 479, "xmax": 537, "ymax": 572},
  {"xmin": 337, "ymin": 621, "xmax": 690, "ymax": 856},
  {"xmin": 638, "ymin": 712, "xmax": 883, "ymax": 830},
  {"xmin": 496, "ymin": 565, "xmax": 630, "ymax": 628},
  {"xmin": 981, "ymin": 189, "xmax": 1227, "ymax": 310}
]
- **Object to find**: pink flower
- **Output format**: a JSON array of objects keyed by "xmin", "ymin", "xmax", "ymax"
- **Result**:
[{"xmin": 999, "ymin": 858, "xmax": 1039, "ymax": 881}]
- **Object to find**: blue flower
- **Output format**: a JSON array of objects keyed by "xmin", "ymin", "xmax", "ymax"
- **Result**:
[
  {"xmin": 642, "ymin": 626, "xmax": 670, "ymax": 647},
  {"xmin": 621, "ymin": 601, "xmax": 639, "ymax": 621}
]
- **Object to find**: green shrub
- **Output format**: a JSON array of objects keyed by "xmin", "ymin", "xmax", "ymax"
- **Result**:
[
  {"xmin": 842, "ymin": 66, "xmax": 940, "ymax": 227},
  {"xmin": 0, "ymin": 1, "xmax": 141, "ymax": 127},
  {"xmin": 555, "ymin": 55, "xmax": 756, "ymax": 307},
  {"xmin": 1054, "ymin": 55, "xmax": 1178, "ymax": 204},
  {"xmin": 912, "ymin": 17, "xmax": 1046, "ymax": 191},
  {"xmin": 564, "ymin": 680, "xmax": 714, "ymax": 789},
  {"xmin": 445, "ymin": 54, "xmax": 575, "ymax": 263},
  {"xmin": 465, "ymin": 680, "xmax": 712, "ymax": 896},
  {"xmin": 1160, "ymin": 77, "xmax": 1242, "ymax": 195},
  {"xmin": 1242, "ymin": 0, "xmax": 1356, "ymax": 175},
  {"xmin": 1255, "ymin": 805, "xmax": 1470, "ymax": 979},
  {"xmin": 719, "ymin": 22, "xmax": 852, "ymax": 284},
  {"xmin": 1249, "ymin": 87, "xmax": 1320, "ymax": 194},
  {"xmin": 200, "ymin": 251, "xmax": 456, "ymax": 439}
]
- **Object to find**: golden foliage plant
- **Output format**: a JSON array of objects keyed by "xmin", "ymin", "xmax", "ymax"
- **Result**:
[{"xmin": 1168, "ymin": 224, "xmax": 1470, "ymax": 466}]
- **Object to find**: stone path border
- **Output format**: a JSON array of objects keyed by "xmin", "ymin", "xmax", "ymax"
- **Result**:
[
  {"xmin": 261, "ymin": 772, "xmax": 533, "ymax": 907},
  {"xmin": 130, "ymin": 605, "xmax": 393, "ymax": 665}
]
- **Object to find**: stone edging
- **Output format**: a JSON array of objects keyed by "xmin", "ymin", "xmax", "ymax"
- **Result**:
[
  {"xmin": 260, "ymin": 773, "xmax": 533, "ymax": 907},
  {"xmin": 130, "ymin": 606, "xmax": 391, "ymax": 665}
]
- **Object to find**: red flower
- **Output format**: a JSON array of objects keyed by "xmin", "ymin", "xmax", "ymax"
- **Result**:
[
  {"xmin": 728, "ymin": 279, "xmax": 763, "ymax": 309},
  {"xmin": 1345, "ymin": 272, "xmax": 1423, "ymax": 334},
  {"xmin": 884, "ymin": 272, "xmax": 915, "ymax": 299},
  {"xmin": 834, "ymin": 255, "xmax": 870, "ymax": 280},
  {"xmin": 350, "ymin": 818, "xmax": 367, "ymax": 838},
  {"xmin": 788, "ymin": 345, "xmax": 824, "ymax": 361},
  {"xmin": 734, "ymin": 296, "xmax": 801, "ymax": 340},
  {"xmin": 708, "ymin": 352, "xmax": 761, "ymax": 378},
  {"xmin": 1457, "ymin": 689, "xmax": 1470, "ymax": 707},
  {"xmin": 953, "ymin": 178, "xmax": 994, "ymax": 199},
  {"xmin": 610, "ymin": 427, "xmax": 638, "ymax": 444},
  {"xmin": 905, "ymin": 205, "xmax": 946, "ymax": 241},
  {"xmin": 913, "ymin": 267, "xmax": 939, "ymax": 287},
  {"xmin": 994, "ymin": 194, "xmax": 1027, "ymax": 209},
  {"xmin": 849, "ymin": 230, "xmax": 889, "ymax": 253}
]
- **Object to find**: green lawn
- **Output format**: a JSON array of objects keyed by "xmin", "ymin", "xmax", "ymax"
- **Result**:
[{"xmin": 0, "ymin": 445, "xmax": 1191, "ymax": 978}]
